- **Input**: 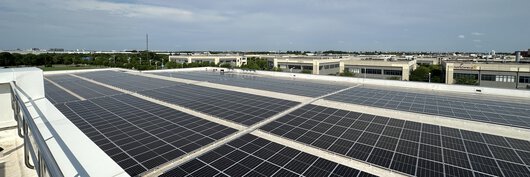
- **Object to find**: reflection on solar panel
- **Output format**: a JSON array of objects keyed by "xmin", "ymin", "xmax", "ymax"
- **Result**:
[
  {"xmin": 161, "ymin": 134, "xmax": 376, "ymax": 177},
  {"xmin": 139, "ymin": 84, "xmax": 299, "ymax": 125},
  {"xmin": 46, "ymin": 74, "xmax": 82, "ymax": 83},
  {"xmin": 45, "ymin": 75, "xmax": 122, "ymax": 99},
  {"xmin": 76, "ymin": 71, "xmax": 181, "ymax": 92},
  {"xmin": 260, "ymin": 104, "xmax": 530, "ymax": 177},
  {"xmin": 57, "ymin": 94, "xmax": 237, "ymax": 176},
  {"xmin": 44, "ymin": 80, "xmax": 80, "ymax": 104},
  {"xmin": 154, "ymin": 71, "xmax": 350, "ymax": 97},
  {"xmin": 326, "ymin": 86, "xmax": 530, "ymax": 129}
]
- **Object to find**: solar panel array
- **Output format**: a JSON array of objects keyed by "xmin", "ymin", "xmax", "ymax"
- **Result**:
[
  {"xmin": 46, "ymin": 75, "xmax": 122, "ymax": 100},
  {"xmin": 161, "ymin": 134, "xmax": 376, "ymax": 177},
  {"xmin": 260, "ymin": 104, "xmax": 530, "ymax": 177},
  {"xmin": 42, "ymin": 70, "xmax": 530, "ymax": 177},
  {"xmin": 154, "ymin": 71, "xmax": 350, "ymax": 97},
  {"xmin": 139, "ymin": 84, "xmax": 299, "ymax": 125},
  {"xmin": 326, "ymin": 86, "xmax": 530, "ymax": 129},
  {"xmin": 56, "ymin": 94, "xmax": 237, "ymax": 176},
  {"xmin": 44, "ymin": 79, "xmax": 80, "ymax": 104},
  {"xmin": 76, "ymin": 71, "xmax": 181, "ymax": 92}
]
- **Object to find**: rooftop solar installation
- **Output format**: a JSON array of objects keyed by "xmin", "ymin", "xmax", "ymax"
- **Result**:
[
  {"xmin": 45, "ymin": 75, "xmax": 122, "ymax": 100},
  {"xmin": 39, "ymin": 69, "xmax": 530, "ymax": 177},
  {"xmin": 161, "ymin": 134, "xmax": 377, "ymax": 177},
  {"xmin": 154, "ymin": 71, "xmax": 351, "ymax": 97},
  {"xmin": 139, "ymin": 84, "xmax": 299, "ymax": 126},
  {"xmin": 325, "ymin": 85, "xmax": 530, "ymax": 129},
  {"xmin": 44, "ymin": 79, "xmax": 80, "ymax": 104},
  {"xmin": 56, "ymin": 94, "xmax": 237, "ymax": 176},
  {"xmin": 260, "ymin": 104, "xmax": 530, "ymax": 177},
  {"xmin": 76, "ymin": 71, "xmax": 182, "ymax": 92}
]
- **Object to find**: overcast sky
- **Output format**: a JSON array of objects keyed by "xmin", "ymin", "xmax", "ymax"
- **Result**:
[{"xmin": 1, "ymin": 0, "xmax": 529, "ymax": 52}]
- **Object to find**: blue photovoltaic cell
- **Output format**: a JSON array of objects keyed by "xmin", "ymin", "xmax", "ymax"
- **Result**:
[
  {"xmin": 160, "ymin": 134, "xmax": 378, "ymax": 177},
  {"xmin": 154, "ymin": 71, "xmax": 350, "ymax": 97},
  {"xmin": 326, "ymin": 86, "xmax": 530, "ymax": 129},
  {"xmin": 261, "ymin": 104, "xmax": 530, "ymax": 177}
]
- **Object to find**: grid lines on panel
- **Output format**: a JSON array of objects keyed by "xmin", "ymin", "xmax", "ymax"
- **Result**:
[
  {"xmin": 57, "ymin": 94, "xmax": 237, "ymax": 176},
  {"xmin": 44, "ymin": 79, "xmax": 80, "ymax": 104},
  {"xmin": 260, "ymin": 104, "xmax": 530, "ymax": 177},
  {"xmin": 325, "ymin": 86, "xmax": 530, "ymax": 129},
  {"xmin": 139, "ymin": 84, "xmax": 299, "ymax": 126},
  {"xmin": 76, "ymin": 71, "xmax": 181, "ymax": 92},
  {"xmin": 45, "ymin": 74, "xmax": 122, "ymax": 99},
  {"xmin": 160, "ymin": 134, "xmax": 377, "ymax": 177},
  {"xmin": 154, "ymin": 71, "xmax": 350, "ymax": 97}
]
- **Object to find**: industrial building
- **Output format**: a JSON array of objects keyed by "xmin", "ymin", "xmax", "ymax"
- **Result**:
[
  {"xmin": 265, "ymin": 56, "xmax": 345, "ymax": 75},
  {"xmin": 168, "ymin": 55, "xmax": 247, "ymax": 67},
  {"xmin": 1, "ymin": 67, "xmax": 530, "ymax": 177},
  {"xmin": 342, "ymin": 59, "xmax": 417, "ymax": 81},
  {"xmin": 443, "ymin": 61, "xmax": 530, "ymax": 89}
]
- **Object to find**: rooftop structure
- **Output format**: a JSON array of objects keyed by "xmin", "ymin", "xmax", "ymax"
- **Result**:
[{"xmin": 1, "ymin": 67, "xmax": 530, "ymax": 177}]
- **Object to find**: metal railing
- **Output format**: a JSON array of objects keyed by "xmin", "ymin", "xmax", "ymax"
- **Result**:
[{"xmin": 9, "ymin": 82, "xmax": 64, "ymax": 177}]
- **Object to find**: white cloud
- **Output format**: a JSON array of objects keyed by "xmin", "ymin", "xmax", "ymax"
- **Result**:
[
  {"xmin": 55, "ymin": 0, "xmax": 226, "ymax": 22},
  {"xmin": 471, "ymin": 32, "xmax": 484, "ymax": 36},
  {"xmin": 458, "ymin": 35, "xmax": 465, "ymax": 39},
  {"xmin": 473, "ymin": 39, "xmax": 482, "ymax": 43}
]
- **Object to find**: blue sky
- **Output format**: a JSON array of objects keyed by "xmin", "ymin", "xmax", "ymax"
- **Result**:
[{"xmin": 0, "ymin": 0, "xmax": 529, "ymax": 52}]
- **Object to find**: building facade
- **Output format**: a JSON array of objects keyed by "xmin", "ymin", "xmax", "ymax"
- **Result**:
[
  {"xmin": 443, "ymin": 62, "xmax": 530, "ymax": 89},
  {"xmin": 342, "ymin": 60, "xmax": 416, "ymax": 81},
  {"xmin": 168, "ymin": 55, "xmax": 247, "ymax": 67}
]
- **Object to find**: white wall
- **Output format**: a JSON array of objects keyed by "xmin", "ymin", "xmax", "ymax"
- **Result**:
[{"xmin": 0, "ymin": 84, "xmax": 15, "ymax": 128}]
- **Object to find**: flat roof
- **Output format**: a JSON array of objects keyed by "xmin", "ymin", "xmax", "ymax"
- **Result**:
[{"xmin": 8, "ymin": 67, "xmax": 530, "ymax": 176}]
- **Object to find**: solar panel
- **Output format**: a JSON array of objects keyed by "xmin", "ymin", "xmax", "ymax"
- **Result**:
[
  {"xmin": 76, "ymin": 71, "xmax": 181, "ymax": 92},
  {"xmin": 160, "ymin": 134, "xmax": 377, "ymax": 177},
  {"xmin": 56, "ymin": 94, "xmax": 237, "ymax": 176},
  {"xmin": 154, "ymin": 71, "xmax": 350, "ymax": 97},
  {"xmin": 260, "ymin": 104, "xmax": 530, "ymax": 176},
  {"xmin": 45, "ymin": 75, "xmax": 122, "ymax": 99},
  {"xmin": 45, "ymin": 74, "xmax": 83, "ymax": 83},
  {"xmin": 44, "ymin": 79, "xmax": 80, "ymax": 104},
  {"xmin": 139, "ymin": 84, "xmax": 299, "ymax": 126},
  {"xmin": 325, "ymin": 86, "xmax": 530, "ymax": 129}
]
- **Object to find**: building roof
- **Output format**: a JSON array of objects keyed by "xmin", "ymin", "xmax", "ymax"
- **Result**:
[{"xmin": 3, "ymin": 67, "xmax": 530, "ymax": 176}]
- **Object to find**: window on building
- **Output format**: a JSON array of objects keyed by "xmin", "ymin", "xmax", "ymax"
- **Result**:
[
  {"xmin": 520, "ymin": 76, "xmax": 530, "ymax": 83},
  {"xmin": 303, "ymin": 66, "xmax": 313, "ymax": 70},
  {"xmin": 352, "ymin": 68, "xmax": 361, "ymax": 74},
  {"xmin": 288, "ymin": 65, "xmax": 301, "ymax": 69},
  {"xmin": 481, "ymin": 74, "xmax": 496, "ymax": 81},
  {"xmin": 495, "ymin": 75, "xmax": 515, "ymax": 82},
  {"xmin": 383, "ymin": 70, "xmax": 402, "ymax": 76},
  {"xmin": 453, "ymin": 73, "xmax": 478, "ymax": 80},
  {"xmin": 362, "ymin": 68, "xmax": 382, "ymax": 74}
]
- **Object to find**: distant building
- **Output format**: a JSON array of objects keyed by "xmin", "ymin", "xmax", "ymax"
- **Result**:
[
  {"xmin": 49, "ymin": 48, "xmax": 65, "ymax": 52},
  {"xmin": 343, "ymin": 59, "xmax": 417, "ymax": 81},
  {"xmin": 443, "ymin": 61, "xmax": 530, "ymax": 89},
  {"xmin": 266, "ymin": 56, "xmax": 344, "ymax": 75},
  {"xmin": 168, "ymin": 55, "xmax": 247, "ymax": 67}
]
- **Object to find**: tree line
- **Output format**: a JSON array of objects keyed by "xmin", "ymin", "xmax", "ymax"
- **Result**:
[{"xmin": 0, "ymin": 52, "xmax": 225, "ymax": 70}]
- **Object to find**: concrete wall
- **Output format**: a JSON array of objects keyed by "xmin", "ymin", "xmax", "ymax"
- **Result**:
[{"xmin": 0, "ymin": 84, "xmax": 14, "ymax": 128}]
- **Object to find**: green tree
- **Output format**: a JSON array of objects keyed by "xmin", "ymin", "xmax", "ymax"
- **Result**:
[{"xmin": 410, "ymin": 66, "xmax": 430, "ymax": 82}]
